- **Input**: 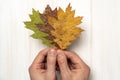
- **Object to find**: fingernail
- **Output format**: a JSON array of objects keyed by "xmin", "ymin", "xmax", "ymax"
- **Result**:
[{"xmin": 49, "ymin": 49, "xmax": 55, "ymax": 55}]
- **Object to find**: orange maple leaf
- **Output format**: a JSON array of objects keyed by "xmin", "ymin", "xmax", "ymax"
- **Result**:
[{"xmin": 48, "ymin": 4, "xmax": 83, "ymax": 49}]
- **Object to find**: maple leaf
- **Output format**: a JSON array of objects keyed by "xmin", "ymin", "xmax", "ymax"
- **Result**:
[
  {"xmin": 48, "ymin": 4, "xmax": 83, "ymax": 49},
  {"xmin": 37, "ymin": 5, "xmax": 57, "ymax": 33},
  {"xmin": 24, "ymin": 9, "xmax": 53, "ymax": 46},
  {"xmin": 36, "ymin": 5, "xmax": 59, "ymax": 47},
  {"xmin": 24, "ymin": 4, "xmax": 84, "ymax": 49},
  {"xmin": 45, "ymin": 5, "xmax": 57, "ymax": 19}
]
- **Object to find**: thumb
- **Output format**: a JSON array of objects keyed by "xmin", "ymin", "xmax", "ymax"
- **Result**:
[
  {"xmin": 46, "ymin": 49, "xmax": 57, "ymax": 80},
  {"xmin": 57, "ymin": 50, "xmax": 70, "ymax": 74}
]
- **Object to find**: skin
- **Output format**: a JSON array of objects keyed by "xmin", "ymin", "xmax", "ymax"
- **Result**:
[{"xmin": 29, "ymin": 48, "xmax": 90, "ymax": 80}]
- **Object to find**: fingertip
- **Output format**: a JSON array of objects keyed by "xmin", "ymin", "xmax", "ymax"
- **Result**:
[
  {"xmin": 57, "ymin": 50, "xmax": 65, "ymax": 60},
  {"xmin": 47, "ymin": 49, "xmax": 57, "ymax": 61},
  {"xmin": 57, "ymin": 49, "xmax": 63, "ymax": 55},
  {"xmin": 38, "ymin": 47, "xmax": 51, "ymax": 54},
  {"xmin": 47, "ymin": 49, "xmax": 57, "ymax": 71},
  {"xmin": 64, "ymin": 51, "xmax": 87, "ymax": 68},
  {"xmin": 32, "ymin": 48, "xmax": 51, "ymax": 64},
  {"xmin": 48, "ymin": 49, "xmax": 56, "ymax": 55},
  {"xmin": 64, "ymin": 51, "xmax": 78, "ymax": 59},
  {"xmin": 57, "ymin": 50, "xmax": 70, "ymax": 72}
]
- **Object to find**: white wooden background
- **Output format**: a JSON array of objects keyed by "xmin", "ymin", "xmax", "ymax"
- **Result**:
[{"xmin": 0, "ymin": 0, "xmax": 120, "ymax": 80}]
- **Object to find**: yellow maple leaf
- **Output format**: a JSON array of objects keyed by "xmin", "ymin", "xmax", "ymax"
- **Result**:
[{"xmin": 48, "ymin": 4, "xmax": 83, "ymax": 49}]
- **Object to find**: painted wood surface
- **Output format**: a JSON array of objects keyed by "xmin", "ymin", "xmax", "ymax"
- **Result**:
[{"xmin": 0, "ymin": 0, "xmax": 120, "ymax": 80}]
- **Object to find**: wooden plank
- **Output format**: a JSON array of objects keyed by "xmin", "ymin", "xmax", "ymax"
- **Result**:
[{"xmin": 91, "ymin": 0, "xmax": 120, "ymax": 80}]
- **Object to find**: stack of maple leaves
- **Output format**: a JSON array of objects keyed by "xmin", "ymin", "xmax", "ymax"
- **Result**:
[{"xmin": 24, "ymin": 4, "xmax": 83, "ymax": 50}]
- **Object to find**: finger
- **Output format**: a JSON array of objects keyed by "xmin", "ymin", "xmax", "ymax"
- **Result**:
[
  {"xmin": 57, "ymin": 50, "xmax": 70, "ymax": 73},
  {"xmin": 47, "ymin": 49, "xmax": 57, "ymax": 72},
  {"xmin": 46, "ymin": 49, "xmax": 57, "ymax": 80},
  {"xmin": 64, "ymin": 51, "xmax": 87, "ymax": 68},
  {"xmin": 32, "ymin": 48, "xmax": 51, "ymax": 68}
]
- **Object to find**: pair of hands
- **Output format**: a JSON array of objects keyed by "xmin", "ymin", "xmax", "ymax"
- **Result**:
[{"xmin": 29, "ymin": 48, "xmax": 90, "ymax": 80}]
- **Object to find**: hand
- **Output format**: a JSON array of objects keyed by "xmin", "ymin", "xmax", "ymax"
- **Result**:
[
  {"xmin": 57, "ymin": 50, "xmax": 90, "ymax": 80},
  {"xmin": 29, "ymin": 48, "xmax": 57, "ymax": 80}
]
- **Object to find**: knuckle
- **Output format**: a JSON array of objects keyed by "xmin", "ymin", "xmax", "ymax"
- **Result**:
[
  {"xmin": 29, "ymin": 64, "xmax": 36, "ymax": 72},
  {"xmin": 83, "ymin": 65, "xmax": 90, "ymax": 73},
  {"xmin": 28, "ymin": 65, "xmax": 33, "ymax": 72},
  {"xmin": 29, "ymin": 65, "xmax": 41, "ymax": 74}
]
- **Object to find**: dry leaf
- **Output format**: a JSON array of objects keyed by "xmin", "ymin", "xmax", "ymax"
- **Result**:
[
  {"xmin": 24, "ymin": 4, "xmax": 83, "ymax": 49},
  {"xmin": 48, "ymin": 4, "xmax": 83, "ymax": 49}
]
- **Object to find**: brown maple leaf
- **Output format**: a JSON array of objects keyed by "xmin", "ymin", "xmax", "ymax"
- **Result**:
[
  {"xmin": 36, "ymin": 23, "xmax": 53, "ymax": 33},
  {"xmin": 45, "ymin": 5, "xmax": 57, "ymax": 19},
  {"xmin": 36, "ymin": 5, "xmax": 59, "ymax": 47}
]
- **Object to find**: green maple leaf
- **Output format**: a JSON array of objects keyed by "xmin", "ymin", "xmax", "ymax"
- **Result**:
[{"xmin": 24, "ymin": 9, "xmax": 53, "ymax": 46}]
